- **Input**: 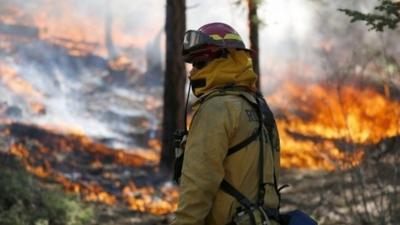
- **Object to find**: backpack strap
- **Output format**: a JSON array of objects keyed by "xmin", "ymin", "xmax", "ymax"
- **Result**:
[
  {"xmin": 199, "ymin": 89, "xmax": 264, "ymax": 157},
  {"xmin": 221, "ymin": 177, "xmax": 280, "ymax": 221},
  {"xmin": 227, "ymin": 129, "xmax": 259, "ymax": 156},
  {"xmin": 220, "ymin": 93, "xmax": 266, "ymax": 220},
  {"xmin": 220, "ymin": 180, "xmax": 257, "ymax": 225},
  {"xmin": 255, "ymin": 96, "xmax": 266, "ymax": 206},
  {"xmin": 218, "ymin": 90, "xmax": 281, "ymax": 223},
  {"xmin": 226, "ymin": 92, "xmax": 262, "ymax": 156},
  {"xmin": 221, "ymin": 180, "xmax": 255, "ymax": 210}
]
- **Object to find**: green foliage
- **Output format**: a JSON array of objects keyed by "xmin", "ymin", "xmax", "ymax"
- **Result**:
[
  {"xmin": 0, "ymin": 156, "xmax": 93, "ymax": 225},
  {"xmin": 339, "ymin": 0, "xmax": 400, "ymax": 32}
]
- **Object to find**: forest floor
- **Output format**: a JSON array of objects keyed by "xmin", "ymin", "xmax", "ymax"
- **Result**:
[
  {"xmin": 1, "ymin": 122, "xmax": 399, "ymax": 225},
  {"xmin": 91, "ymin": 204, "xmax": 169, "ymax": 225},
  {"xmin": 280, "ymin": 136, "xmax": 400, "ymax": 225}
]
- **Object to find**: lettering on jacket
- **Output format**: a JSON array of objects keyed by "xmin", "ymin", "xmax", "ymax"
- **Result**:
[{"xmin": 245, "ymin": 109, "xmax": 258, "ymax": 122}]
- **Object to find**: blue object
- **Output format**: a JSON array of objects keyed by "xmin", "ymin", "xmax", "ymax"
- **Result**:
[{"xmin": 282, "ymin": 210, "xmax": 318, "ymax": 225}]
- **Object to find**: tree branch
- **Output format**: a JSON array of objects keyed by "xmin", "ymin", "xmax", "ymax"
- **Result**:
[{"xmin": 339, "ymin": 0, "xmax": 400, "ymax": 32}]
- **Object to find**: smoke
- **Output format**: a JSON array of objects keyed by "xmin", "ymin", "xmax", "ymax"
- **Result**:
[
  {"xmin": 1, "ymin": 0, "xmax": 398, "ymax": 149},
  {"xmin": 0, "ymin": 0, "xmax": 167, "ymax": 149},
  {"xmin": 259, "ymin": 0, "xmax": 400, "ymax": 92}
]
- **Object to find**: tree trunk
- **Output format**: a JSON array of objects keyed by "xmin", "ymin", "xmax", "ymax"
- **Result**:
[
  {"xmin": 248, "ymin": 0, "xmax": 261, "ymax": 90},
  {"xmin": 160, "ymin": 0, "xmax": 186, "ymax": 175}
]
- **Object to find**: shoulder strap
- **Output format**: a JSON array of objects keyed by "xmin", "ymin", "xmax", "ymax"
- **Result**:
[
  {"xmin": 196, "ymin": 88, "xmax": 279, "ymax": 208},
  {"xmin": 220, "ymin": 180, "xmax": 255, "ymax": 210},
  {"xmin": 255, "ymin": 97, "xmax": 266, "ymax": 206},
  {"xmin": 221, "ymin": 93, "xmax": 266, "ymax": 208},
  {"xmin": 220, "ymin": 92, "xmax": 282, "ymax": 213},
  {"xmin": 199, "ymin": 90, "xmax": 274, "ymax": 157},
  {"xmin": 227, "ymin": 129, "xmax": 259, "ymax": 156},
  {"xmin": 227, "ymin": 93, "xmax": 262, "ymax": 156},
  {"xmin": 195, "ymin": 89, "xmax": 262, "ymax": 157}
]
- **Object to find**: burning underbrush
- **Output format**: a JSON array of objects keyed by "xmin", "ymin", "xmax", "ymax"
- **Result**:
[
  {"xmin": 269, "ymin": 75, "xmax": 400, "ymax": 224},
  {"xmin": 270, "ymin": 78, "xmax": 400, "ymax": 170},
  {"xmin": 1, "ymin": 122, "xmax": 178, "ymax": 216},
  {"xmin": 0, "ymin": 2, "xmax": 176, "ymax": 217},
  {"xmin": 0, "ymin": 1, "xmax": 399, "ymax": 224}
]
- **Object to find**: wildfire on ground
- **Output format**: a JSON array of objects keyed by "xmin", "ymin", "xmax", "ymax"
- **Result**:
[
  {"xmin": 270, "ymin": 79, "xmax": 400, "ymax": 170},
  {"xmin": 0, "ymin": 0, "xmax": 399, "ymax": 218},
  {"xmin": 0, "ymin": 0, "xmax": 157, "ymax": 57},
  {"xmin": 0, "ymin": 62, "xmax": 46, "ymax": 115},
  {"xmin": 3, "ymin": 123, "xmax": 177, "ymax": 215}
]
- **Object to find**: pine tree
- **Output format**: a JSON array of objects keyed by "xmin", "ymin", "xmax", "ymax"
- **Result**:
[
  {"xmin": 339, "ymin": 0, "xmax": 400, "ymax": 32},
  {"xmin": 160, "ymin": 0, "xmax": 187, "ymax": 175}
]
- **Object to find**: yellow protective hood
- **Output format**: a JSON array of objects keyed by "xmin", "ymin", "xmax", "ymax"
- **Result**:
[{"xmin": 189, "ymin": 49, "xmax": 257, "ymax": 97}]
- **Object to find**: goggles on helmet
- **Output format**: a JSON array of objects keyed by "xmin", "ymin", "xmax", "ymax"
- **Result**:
[
  {"xmin": 183, "ymin": 31, "xmax": 219, "ymax": 55},
  {"xmin": 182, "ymin": 30, "xmax": 247, "ymax": 63}
]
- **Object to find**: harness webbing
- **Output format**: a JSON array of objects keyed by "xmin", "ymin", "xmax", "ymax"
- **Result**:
[
  {"xmin": 255, "ymin": 97, "xmax": 266, "ymax": 206},
  {"xmin": 221, "ymin": 177, "xmax": 281, "ymax": 221},
  {"xmin": 214, "ymin": 91, "xmax": 280, "ymax": 223},
  {"xmin": 174, "ymin": 87, "xmax": 281, "ymax": 223},
  {"xmin": 219, "ymin": 93, "xmax": 265, "ymax": 203},
  {"xmin": 220, "ymin": 180, "xmax": 257, "ymax": 225},
  {"xmin": 221, "ymin": 180, "xmax": 255, "ymax": 209},
  {"xmin": 227, "ymin": 128, "xmax": 259, "ymax": 156}
]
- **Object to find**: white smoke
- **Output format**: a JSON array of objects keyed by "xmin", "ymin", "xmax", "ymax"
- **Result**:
[{"xmin": 1, "ymin": 0, "xmax": 398, "ymax": 149}]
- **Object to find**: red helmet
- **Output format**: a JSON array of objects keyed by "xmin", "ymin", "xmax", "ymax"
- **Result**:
[{"xmin": 182, "ymin": 22, "xmax": 250, "ymax": 63}]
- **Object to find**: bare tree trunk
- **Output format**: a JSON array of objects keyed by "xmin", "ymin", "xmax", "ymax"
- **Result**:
[
  {"xmin": 248, "ymin": 0, "xmax": 261, "ymax": 90},
  {"xmin": 160, "ymin": 0, "xmax": 186, "ymax": 175}
]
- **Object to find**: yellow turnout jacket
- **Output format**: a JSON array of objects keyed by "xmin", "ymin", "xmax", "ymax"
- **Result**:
[{"xmin": 171, "ymin": 49, "xmax": 280, "ymax": 225}]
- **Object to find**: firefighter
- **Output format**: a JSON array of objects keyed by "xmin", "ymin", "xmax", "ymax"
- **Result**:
[{"xmin": 171, "ymin": 22, "xmax": 281, "ymax": 225}]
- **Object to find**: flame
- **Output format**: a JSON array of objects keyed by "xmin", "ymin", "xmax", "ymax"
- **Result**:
[
  {"xmin": 27, "ymin": 164, "xmax": 51, "ymax": 178},
  {"xmin": 270, "ymin": 80, "xmax": 400, "ymax": 170},
  {"xmin": 54, "ymin": 174, "xmax": 117, "ymax": 205},
  {"xmin": 6, "ymin": 123, "xmax": 177, "ymax": 213},
  {"xmin": 0, "ymin": 0, "xmax": 158, "ymax": 58},
  {"xmin": 122, "ymin": 182, "xmax": 178, "ymax": 215},
  {"xmin": 40, "ymin": 122, "xmax": 87, "ymax": 137},
  {"xmin": 0, "ymin": 62, "xmax": 46, "ymax": 115},
  {"xmin": 108, "ymin": 56, "xmax": 133, "ymax": 71},
  {"xmin": 29, "ymin": 0, "xmax": 156, "ymax": 57},
  {"xmin": 1, "ymin": 0, "xmax": 398, "ymax": 217},
  {"xmin": 0, "ymin": 0, "xmax": 175, "ymax": 216},
  {"xmin": 148, "ymin": 138, "xmax": 161, "ymax": 152},
  {"xmin": 10, "ymin": 142, "xmax": 29, "ymax": 158},
  {"xmin": 0, "ymin": 63, "xmax": 42, "ymax": 99}
]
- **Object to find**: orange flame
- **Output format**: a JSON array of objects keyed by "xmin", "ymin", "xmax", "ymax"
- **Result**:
[
  {"xmin": 0, "ymin": 62, "xmax": 43, "ymax": 99},
  {"xmin": 30, "ymin": 1, "xmax": 156, "ymax": 57},
  {"xmin": 6, "ymin": 125, "xmax": 176, "ymax": 212},
  {"xmin": 0, "ymin": 62, "xmax": 46, "ymax": 115},
  {"xmin": 9, "ymin": 138, "xmax": 118, "ymax": 206},
  {"xmin": 54, "ymin": 174, "xmax": 117, "ymax": 205},
  {"xmin": 122, "ymin": 182, "xmax": 178, "ymax": 215},
  {"xmin": 270, "ymin": 80, "xmax": 400, "ymax": 170}
]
